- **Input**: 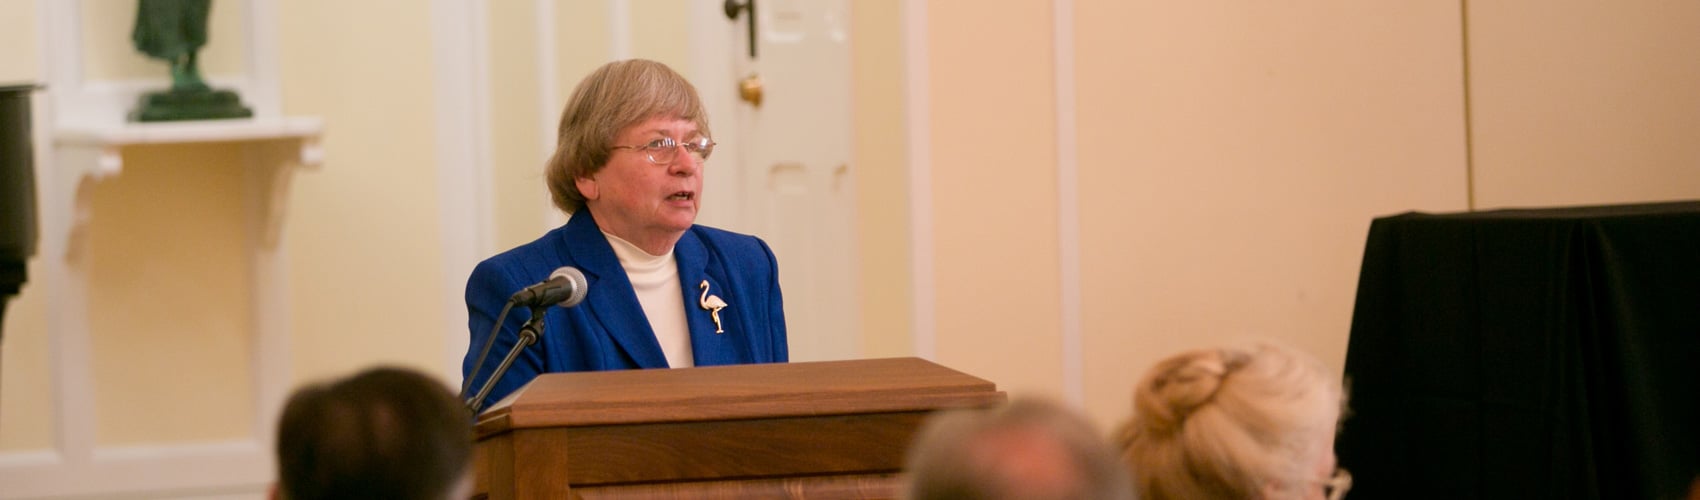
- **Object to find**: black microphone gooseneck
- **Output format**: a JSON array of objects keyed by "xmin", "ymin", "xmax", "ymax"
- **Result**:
[{"xmin": 465, "ymin": 307, "xmax": 545, "ymax": 414}]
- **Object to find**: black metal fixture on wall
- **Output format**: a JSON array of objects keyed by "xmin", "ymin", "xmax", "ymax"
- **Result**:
[{"xmin": 0, "ymin": 83, "xmax": 41, "ymax": 344}]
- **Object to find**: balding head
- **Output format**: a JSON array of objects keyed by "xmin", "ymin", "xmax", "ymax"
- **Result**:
[{"xmin": 904, "ymin": 398, "xmax": 1134, "ymax": 500}]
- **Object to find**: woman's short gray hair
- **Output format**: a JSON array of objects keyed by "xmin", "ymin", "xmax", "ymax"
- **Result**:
[{"xmin": 545, "ymin": 59, "xmax": 710, "ymax": 214}]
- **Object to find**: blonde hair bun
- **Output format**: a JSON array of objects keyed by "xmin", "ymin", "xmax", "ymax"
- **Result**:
[{"xmin": 1131, "ymin": 348, "xmax": 1249, "ymax": 437}]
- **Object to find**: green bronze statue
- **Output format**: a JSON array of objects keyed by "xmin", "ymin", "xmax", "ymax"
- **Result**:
[
  {"xmin": 134, "ymin": 0, "xmax": 212, "ymax": 92},
  {"xmin": 129, "ymin": 0, "xmax": 252, "ymax": 122}
]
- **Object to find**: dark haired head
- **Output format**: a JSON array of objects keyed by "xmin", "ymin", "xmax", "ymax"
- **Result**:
[{"xmin": 275, "ymin": 367, "xmax": 472, "ymax": 500}]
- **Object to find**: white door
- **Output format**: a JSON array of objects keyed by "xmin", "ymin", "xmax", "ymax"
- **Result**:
[{"xmin": 716, "ymin": 0, "xmax": 857, "ymax": 362}]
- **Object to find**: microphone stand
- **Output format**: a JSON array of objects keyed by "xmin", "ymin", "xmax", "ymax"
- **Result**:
[{"xmin": 465, "ymin": 306, "xmax": 547, "ymax": 415}]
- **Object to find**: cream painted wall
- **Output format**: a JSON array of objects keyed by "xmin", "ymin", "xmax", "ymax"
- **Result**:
[
  {"xmin": 276, "ymin": 1, "xmax": 447, "ymax": 385},
  {"xmin": 87, "ymin": 144, "xmax": 255, "ymax": 444},
  {"xmin": 81, "ymin": 0, "xmax": 246, "ymax": 81},
  {"xmin": 851, "ymin": 1, "xmax": 913, "ymax": 359},
  {"xmin": 1468, "ymin": 0, "xmax": 1700, "ymax": 208},
  {"xmin": 925, "ymin": 1, "xmax": 1065, "ymax": 397},
  {"xmin": 1070, "ymin": 1, "xmax": 1469, "ymax": 427},
  {"xmin": 0, "ymin": 0, "xmax": 40, "ymax": 83},
  {"xmin": 488, "ymin": 1, "xmax": 550, "ymax": 252},
  {"xmin": 628, "ymin": 0, "xmax": 691, "ymax": 70}
]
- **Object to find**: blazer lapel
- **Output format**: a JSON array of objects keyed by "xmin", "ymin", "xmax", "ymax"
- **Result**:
[
  {"xmin": 675, "ymin": 229, "xmax": 752, "ymax": 365},
  {"xmin": 561, "ymin": 211, "xmax": 669, "ymax": 368}
]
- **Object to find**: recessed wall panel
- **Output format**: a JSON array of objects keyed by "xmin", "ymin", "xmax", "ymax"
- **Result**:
[{"xmin": 88, "ymin": 144, "xmax": 254, "ymax": 444}]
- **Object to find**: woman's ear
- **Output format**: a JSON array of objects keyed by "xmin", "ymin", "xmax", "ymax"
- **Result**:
[{"xmin": 575, "ymin": 175, "xmax": 598, "ymax": 201}]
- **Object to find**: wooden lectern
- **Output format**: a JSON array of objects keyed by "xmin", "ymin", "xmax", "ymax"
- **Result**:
[{"xmin": 472, "ymin": 357, "xmax": 1006, "ymax": 499}]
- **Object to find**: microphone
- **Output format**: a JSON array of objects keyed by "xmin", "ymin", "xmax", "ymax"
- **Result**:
[
  {"xmin": 461, "ymin": 266, "xmax": 589, "ymax": 414},
  {"xmin": 508, "ymin": 267, "xmax": 588, "ymax": 308}
]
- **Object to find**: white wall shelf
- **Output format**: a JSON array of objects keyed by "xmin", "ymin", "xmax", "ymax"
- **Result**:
[
  {"xmin": 57, "ymin": 116, "xmax": 323, "ymax": 180},
  {"xmin": 53, "ymin": 116, "xmax": 323, "ymax": 254},
  {"xmin": 58, "ymin": 117, "xmax": 323, "ymax": 149}
]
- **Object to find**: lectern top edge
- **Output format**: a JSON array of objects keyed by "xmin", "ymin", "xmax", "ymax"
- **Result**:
[{"xmin": 474, "ymin": 357, "xmax": 1004, "ymax": 435}]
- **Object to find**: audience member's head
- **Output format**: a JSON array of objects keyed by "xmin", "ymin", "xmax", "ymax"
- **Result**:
[
  {"xmin": 274, "ymin": 366, "xmax": 472, "ymax": 500},
  {"xmin": 904, "ymin": 397, "xmax": 1135, "ymax": 500},
  {"xmin": 1119, "ymin": 342, "xmax": 1347, "ymax": 500}
]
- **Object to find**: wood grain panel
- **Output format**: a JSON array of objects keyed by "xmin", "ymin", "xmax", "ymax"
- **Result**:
[
  {"xmin": 565, "ymin": 412, "xmax": 926, "ymax": 485},
  {"xmin": 512, "ymin": 429, "xmax": 572, "ymax": 500},
  {"xmin": 577, "ymin": 473, "xmax": 903, "ymax": 500}
]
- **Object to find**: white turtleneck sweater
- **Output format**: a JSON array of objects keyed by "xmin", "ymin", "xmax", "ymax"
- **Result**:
[{"xmin": 602, "ymin": 232, "xmax": 694, "ymax": 368}]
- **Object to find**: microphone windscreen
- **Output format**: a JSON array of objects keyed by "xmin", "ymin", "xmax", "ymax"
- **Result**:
[{"xmin": 549, "ymin": 266, "xmax": 589, "ymax": 307}]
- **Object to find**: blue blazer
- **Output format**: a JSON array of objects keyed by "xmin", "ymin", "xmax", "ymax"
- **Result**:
[{"xmin": 461, "ymin": 210, "xmax": 788, "ymax": 410}]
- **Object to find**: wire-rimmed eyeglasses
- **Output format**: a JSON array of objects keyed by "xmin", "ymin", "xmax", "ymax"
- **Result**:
[
  {"xmin": 1322, "ymin": 468, "xmax": 1352, "ymax": 500},
  {"xmin": 610, "ymin": 136, "xmax": 716, "ymax": 165}
]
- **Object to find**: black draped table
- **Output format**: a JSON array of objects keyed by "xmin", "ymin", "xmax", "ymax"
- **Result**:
[{"xmin": 1338, "ymin": 201, "xmax": 1700, "ymax": 500}]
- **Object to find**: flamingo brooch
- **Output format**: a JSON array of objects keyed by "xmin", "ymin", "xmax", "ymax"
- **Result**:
[{"xmin": 699, "ymin": 280, "xmax": 728, "ymax": 334}]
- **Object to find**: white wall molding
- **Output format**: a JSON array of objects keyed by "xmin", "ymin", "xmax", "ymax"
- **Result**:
[
  {"xmin": 609, "ymin": 0, "xmax": 632, "ymax": 61},
  {"xmin": 245, "ymin": 136, "xmax": 301, "ymax": 468},
  {"xmin": 2, "ymin": 441, "xmax": 270, "ymax": 498},
  {"xmin": 243, "ymin": 0, "xmax": 282, "ymax": 121},
  {"xmin": 431, "ymin": 0, "xmax": 494, "ymax": 385},
  {"xmin": 535, "ymin": 0, "xmax": 558, "ymax": 154},
  {"xmin": 535, "ymin": 0, "xmax": 565, "ymax": 229},
  {"xmin": 1053, "ymin": 0, "xmax": 1083, "ymax": 407},
  {"xmin": 905, "ymin": 0, "xmax": 935, "ymax": 360}
]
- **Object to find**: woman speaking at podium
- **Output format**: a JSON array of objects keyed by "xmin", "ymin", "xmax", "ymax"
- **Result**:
[{"xmin": 461, "ymin": 60, "xmax": 788, "ymax": 411}]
